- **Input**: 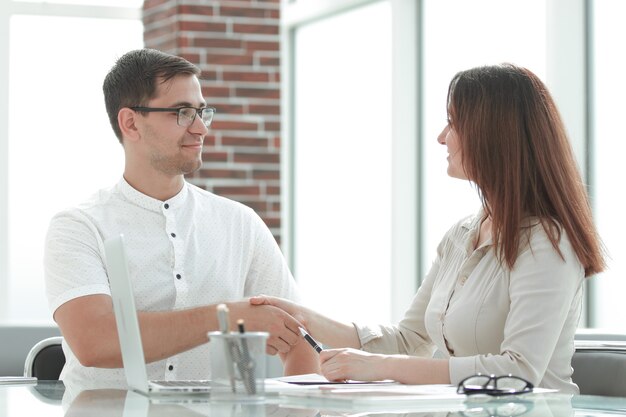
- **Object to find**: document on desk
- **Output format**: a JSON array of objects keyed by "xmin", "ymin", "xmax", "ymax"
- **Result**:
[
  {"xmin": 279, "ymin": 383, "xmax": 465, "ymax": 411},
  {"xmin": 275, "ymin": 373, "xmax": 395, "ymax": 386}
]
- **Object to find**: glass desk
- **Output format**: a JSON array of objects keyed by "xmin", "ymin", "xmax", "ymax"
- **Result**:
[{"xmin": 1, "ymin": 380, "xmax": 626, "ymax": 417}]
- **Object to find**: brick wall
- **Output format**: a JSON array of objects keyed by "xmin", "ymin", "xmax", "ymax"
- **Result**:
[{"xmin": 143, "ymin": 0, "xmax": 283, "ymax": 242}]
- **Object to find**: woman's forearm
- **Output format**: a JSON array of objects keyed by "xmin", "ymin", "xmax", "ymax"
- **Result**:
[
  {"xmin": 387, "ymin": 356, "xmax": 451, "ymax": 385},
  {"xmin": 302, "ymin": 307, "xmax": 361, "ymax": 349}
]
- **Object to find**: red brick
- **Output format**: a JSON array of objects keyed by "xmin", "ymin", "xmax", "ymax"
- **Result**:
[
  {"xmin": 222, "ymin": 136, "xmax": 269, "ymax": 147},
  {"xmin": 219, "ymin": 6, "xmax": 267, "ymax": 18},
  {"xmin": 203, "ymin": 151, "xmax": 228, "ymax": 162},
  {"xmin": 178, "ymin": 5, "xmax": 214, "ymax": 16},
  {"xmin": 259, "ymin": 56, "xmax": 280, "ymax": 66},
  {"xmin": 204, "ymin": 135, "xmax": 217, "ymax": 146},
  {"xmin": 264, "ymin": 121, "xmax": 281, "ymax": 132},
  {"xmin": 253, "ymin": 169, "xmax": 279, "ymax": 180},
  {"xmin": 235, "ymin": 87, "xmax": 279, "ymax": 100},
  {"xmin": 249, "ymin": 104, "xmax": 279, "ymax": 115},
  {"xmin": 199, "ymin": 70, "xmax": 218, "ymax": 81},
  {"xmin": 179, "ymin": 21, "xmax": 227, "ymax": 32},
  {"xmin": 245, "ymin": 41, "xmax": 279, "ymax": 52},
  {"xmin": 266, "ymin": 185, "xmax": 280, "ymax": 195},
  {"xmin": 198, "ymin": 168, "xmax": 247, "ymax": 179},
  {"xmin": 234, "ymin": 152, "xmax": 279, "ymax": 164},
  {"xmin": 208, "ymin": 104, "xmax": 245, "ymax": 115},
  {"xmin": 223, "ymin": 71, "xmax": 270, "ymax": 82},
  {"xmin": 233, "ymin": 23, "xmax": 279, "ymax": 35},
  {"xmin": 270, "ymin": 201, "xmax": 281, "ymax": 211},
  {"xmin": 180, "ymin": 52, "xmax": 200, "ymax": 64},
  {"xmin": 212, "ymin": 120, "xmax": 259, "ymax": 131},
  {"xmin": 201, "ymin": 85, "xmax": 231, "ymax": 98},
  {"xmin": 193, "ymin": 38, "xmax": 243, "ymax": 49},
  {"xmin": 206, "ymin": 53, "xmax": 254, "ymax": 66},
  {"xmin": 214, "ymin": 185, "xmax": 261, "ymax": 196}
]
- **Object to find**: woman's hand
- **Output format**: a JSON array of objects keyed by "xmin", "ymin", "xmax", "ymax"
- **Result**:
[
  {"xmin": 320, "ymin": 348, "xmax": 391, "ymax": 382},
  {"xmin": 249, "ymin": 295, "xmax": 362, "ymax": 350}
]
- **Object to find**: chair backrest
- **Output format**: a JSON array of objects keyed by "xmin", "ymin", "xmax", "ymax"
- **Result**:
[
  {"xmin": 23, "ymin": 336, "xmax": 66, "ymax": 380},
  {"xmin": 572, "ymin": 340, "xmax": 626, "ymax": 397}
]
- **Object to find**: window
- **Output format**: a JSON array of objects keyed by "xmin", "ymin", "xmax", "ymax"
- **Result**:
[
  {"xmin": 0, "ymin": 1, "xmax": 142, "ymax": 323},
  {"xmin": 291, "ymin": 1, "xmax": 393, "ymax": 323},
  {"xmin": 589, "ymin": 0, "xmax": 626, "ymax": 330}
]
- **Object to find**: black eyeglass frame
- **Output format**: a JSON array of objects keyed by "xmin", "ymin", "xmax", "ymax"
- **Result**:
[
  {"xmin": 130, "ymin": 106, "xmax": 217, "ymax": 128},
  {"xmin": 457, "ymin": 374, "xmax": 534, "ymax": 397}
]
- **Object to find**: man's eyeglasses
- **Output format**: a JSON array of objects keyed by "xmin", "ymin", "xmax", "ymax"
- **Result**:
[
  {"xmin": 457, "ymin": 374, "xmax": 533, "ymax": 396},
  {"xmin": 130, "ymin": 106, "xmax": 216, "ymax": 128}
]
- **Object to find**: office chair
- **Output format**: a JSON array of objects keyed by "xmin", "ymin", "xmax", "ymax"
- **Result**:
[
  {"xmin": 23, "ymin": 336, "xmax": 66, "ymax": 380},
  {"xmin": 572, "ymin": 339, "xmax": 626, "ymax": 397}
]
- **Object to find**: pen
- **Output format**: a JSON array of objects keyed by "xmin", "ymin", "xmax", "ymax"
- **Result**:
[
  {"xmin": 299, "ymin": 327, "xmax": 322, "ymax": 354},
  {"xmin": 216, "ymin": 304, "xmax": 237, "ymax": 393},
  {"xmin": 216, "ymin": 303, "xmax": 230, "ymax": 333},
  {"xmin": 237, "ymin": 319, "xmax": 256, "ymax": 394}
]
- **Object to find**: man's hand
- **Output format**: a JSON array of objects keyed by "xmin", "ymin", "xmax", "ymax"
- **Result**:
[
  {"xmin": 248, "ymin": 295, "xmax": 306, "ymax": 324},
  {"xmin": 226, "ymin": 300, "xmax": 304, "ymax": 355}
]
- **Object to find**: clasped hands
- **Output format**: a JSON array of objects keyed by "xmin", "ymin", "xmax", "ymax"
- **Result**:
[{"xmin": 248, "ymin": 295, "xmax": 389, "ymax": 382}]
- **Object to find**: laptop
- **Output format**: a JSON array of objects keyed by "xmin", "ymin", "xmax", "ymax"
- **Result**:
[{"xmin": 104, "ymin": 234, "xmax": 211, "ymax": 395}]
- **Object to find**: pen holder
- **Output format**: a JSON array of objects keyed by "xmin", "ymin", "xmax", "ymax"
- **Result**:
[{"xmin": 208, "ymin": 331, "xmax": 268, "ymax": 402}]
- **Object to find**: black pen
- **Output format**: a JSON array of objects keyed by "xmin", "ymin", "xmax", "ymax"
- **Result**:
[
  {"xmin": 299, "ymin": 327, "xmax": 322, "ymax": 353},
  {"xmin": 237, "ymin": 319, "xmax": 256, "ymax": 394}
]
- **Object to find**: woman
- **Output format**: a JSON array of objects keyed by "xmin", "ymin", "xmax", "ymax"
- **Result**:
[{"xmin": 252, "ymin": 64, "xmax": 605, "ymax": 394}]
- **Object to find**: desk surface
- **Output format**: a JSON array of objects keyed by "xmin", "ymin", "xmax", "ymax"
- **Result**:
[{"xmin": 2, "ymin": 381, "xmax": 626, "ymax": 417}]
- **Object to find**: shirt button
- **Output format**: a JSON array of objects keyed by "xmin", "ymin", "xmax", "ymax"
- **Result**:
[
  {"xmin": 168, "ymin": 365, "xmax": 174, "ymax": 371},
  {"xmin": 170, "ymin": 233, "xmax": 176, "ymax": 238},
  {"xmin": 176, "ymin": 274, "xmax": 181, "ymax": 280},
  {"xmin": 460, "ymin": 275, "xmax": 467, "ymax": 284},
  {"xmin": 164, "ymin": 203, "xmax": 169, "ymax": 209}
]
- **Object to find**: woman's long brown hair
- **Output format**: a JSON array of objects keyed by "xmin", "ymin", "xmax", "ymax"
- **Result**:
[{"xmin": 447, "ymin": 64, "xmax": 605, "ymax": 277}]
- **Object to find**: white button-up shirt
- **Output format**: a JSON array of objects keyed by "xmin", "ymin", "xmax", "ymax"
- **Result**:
[
  {"xmin": 354, "ymin": 210, "xmax": 584, "ymax": 394},
  {"xmin": 45, "ymin": 178, "xmax": 299, "ymax": 383}
]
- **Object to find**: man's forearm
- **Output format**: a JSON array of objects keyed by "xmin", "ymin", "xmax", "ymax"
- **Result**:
[{"xmin": 67, "ymin": 304, "xmax": 217, "ymax": 368}]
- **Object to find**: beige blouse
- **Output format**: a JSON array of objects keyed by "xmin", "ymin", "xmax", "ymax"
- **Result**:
[{"xmin": 354, "ymin": 211, "xmax": 584, "ymax": 394}]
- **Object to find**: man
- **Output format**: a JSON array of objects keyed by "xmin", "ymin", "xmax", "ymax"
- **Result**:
[{"xmin": 44, "ymin": 48, "xmax": 318, "ymax": 383}]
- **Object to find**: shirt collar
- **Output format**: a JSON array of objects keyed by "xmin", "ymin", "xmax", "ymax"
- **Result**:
[
  {"xmin": 460, "ymin": 207, "xmax": 492, "ymax": 253},
  {"xmin": 117, "ymin": 177, "xmax": 189, "ymax": 213},
  {"xmin": 459, "ymin": 207, "xmax": 544, "ymax": 253}
]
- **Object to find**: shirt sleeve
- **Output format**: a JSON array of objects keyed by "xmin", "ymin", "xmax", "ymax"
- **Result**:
[
  {"xmin": 448, "ymin": 228, "xmax": 584, "ymax": 385},
  {"xmin": 242, "ymin": 208, "xmax": 301, "ymax": 302},
  {"xmin": 44, "ymin": 210, "xmax": 110, "ymax": 315}
]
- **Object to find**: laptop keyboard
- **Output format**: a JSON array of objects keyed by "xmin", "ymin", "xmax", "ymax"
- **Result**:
[{"xmin": 152, "ymin": 380, "xmax": 211, "ymax": 387}]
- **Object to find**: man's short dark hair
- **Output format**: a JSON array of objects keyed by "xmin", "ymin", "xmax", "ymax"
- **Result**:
[{"xmin": 103, "ymin": 48, "xmax": 200, "ymax": 142}]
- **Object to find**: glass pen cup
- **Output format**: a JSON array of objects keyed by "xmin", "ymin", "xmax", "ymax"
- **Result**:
[{"xmin": 208, "ymin": 331, "xmax": 268, "ymax": 402}]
